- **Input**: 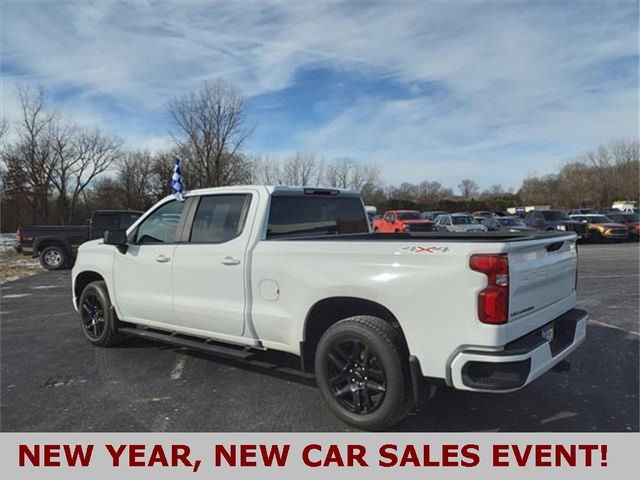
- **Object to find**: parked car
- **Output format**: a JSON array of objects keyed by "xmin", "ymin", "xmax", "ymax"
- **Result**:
[
  {"xmin": 569, "ymin": 214, "xmax": 629, "ymax": 242},
  {"xmin": 372, "ymin": 210, "xmax": 433, "ymax": 232},
  {"xmin": 603, "ymin": 212, "xmax": 640, "ymax": 241},
  {"xmin": 433, "ymin": 213, "xmax": 488, "ymax": 232},
  {"xmin": 72, "ymin": 185, "xmax": 587, "ymax": 430},
  {"xmin": 524, "ymin": 210, "xmax": 587, "ymax": 240},
  {"xmin": 566, "ymin": 208, "xmax": 598, "ymax": 215},
  {"xmin": 481, "ymin": 216, "xmax": 536, "ymax": 233},
  {"xmin": 472, "ymin": 210, "xmax": 493, "ymax": 218},
  {"xmin": 16, "ymin": 210, "xmax": 143, "ymax": 270},
  {"xmin": 420, "ymin": 210, "xmax": 448, "ymax": 221}
]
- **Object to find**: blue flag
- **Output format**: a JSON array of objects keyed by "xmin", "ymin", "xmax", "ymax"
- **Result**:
[{"xmin": 171, "ymin": 157, "xmax": 185, "ymax": 201}]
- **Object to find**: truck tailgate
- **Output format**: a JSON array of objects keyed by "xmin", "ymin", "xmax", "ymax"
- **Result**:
[{"xmin": 507, "ymin": 234, "xmax": 577, "ymax": 340}]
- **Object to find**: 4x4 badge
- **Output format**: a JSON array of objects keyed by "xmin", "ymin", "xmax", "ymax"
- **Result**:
[{"xmin": 401, "ymin": 246, "xmax": 450, "ymax": 254}]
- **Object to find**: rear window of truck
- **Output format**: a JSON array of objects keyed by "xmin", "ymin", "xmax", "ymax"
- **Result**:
[{"xmin": 267, "ymin": 195, "xmax": 369, "ymax": 238}]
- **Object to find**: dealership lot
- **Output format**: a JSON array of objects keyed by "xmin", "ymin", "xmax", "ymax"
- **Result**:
[{"xmin": 1, "ymin": 243, "xmax": 638, "ymax": 432}]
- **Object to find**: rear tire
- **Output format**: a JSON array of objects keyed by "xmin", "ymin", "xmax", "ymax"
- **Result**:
[
  {"xmin": 39, "ymin": 245, "xmax": 67, "ymax": 270},
  {"xmin": 78, "ymin": 281, "xmax": 122, "ymax": 347},
  {"xmin": 315, "ymin": 316, "xmax": 411, "ymax": 430}
]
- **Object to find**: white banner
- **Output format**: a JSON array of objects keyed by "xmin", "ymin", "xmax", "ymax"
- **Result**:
[{"xmin": 1, "ymin": 432, "xmax": 636, "ymax": 479}]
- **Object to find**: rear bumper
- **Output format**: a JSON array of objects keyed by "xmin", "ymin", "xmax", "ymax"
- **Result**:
[{"xmin": 449, "ymin": 308, "xmax": 588, "ymax": 392}]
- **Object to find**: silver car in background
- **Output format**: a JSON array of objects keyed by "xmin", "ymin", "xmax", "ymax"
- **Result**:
[{"xmin": 433, "ymin": 213, "xmax": 488, "ymax": 232}]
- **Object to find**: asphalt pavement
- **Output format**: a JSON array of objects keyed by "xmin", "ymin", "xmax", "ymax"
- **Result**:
[{"xmin": 1, "ymin": 242, "xmax": 638, "ymax": 432}]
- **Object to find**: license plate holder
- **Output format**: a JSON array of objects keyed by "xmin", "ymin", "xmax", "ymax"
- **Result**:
[{"xmin": 541, "ymin": 323, "xmax": 555, "ymax": 343}]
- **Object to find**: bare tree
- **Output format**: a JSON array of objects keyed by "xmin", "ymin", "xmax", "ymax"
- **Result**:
[
  {"xmin": 250, "ymin": 155, "xmax": 284, "ymax": 185},
  {"xmin": 116, "ymin": 150, "xmax": 155, "ymax": 210},
  {"xmin": 6, "ymin": 86, "xmax": 57, "ymax": 222},
  {"xmin": 65, "ymin": 128, "xmax": 123, "ymax": 223},
  {"xmin": 0, "ymin": 117, "xmax": 8, "ymax": 142},
  {"xmin": 282, "ymin": 151, "xmax": 324, "ymax": 186},
  {"xmin": 458, "ymin": 178, "xmax": 479, "ymax": 199},
  {"xmin": 167, "ymin": 80, "xmax": 255, "ymax": 188},
  {"xmin": 325, "ymin": 158, "xmax": 353, "ymax": 189}
]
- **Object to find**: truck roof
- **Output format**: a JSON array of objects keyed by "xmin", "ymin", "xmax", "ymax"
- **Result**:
[{"xmin": 182, "ymin": 185, "xmax": 362, "ymax": 198}]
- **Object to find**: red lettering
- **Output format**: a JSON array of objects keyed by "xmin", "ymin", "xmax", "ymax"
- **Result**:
[
  {"xmin": 172, "ymin": 445, "xmax": 192, "ymax": 467},
  {"xmin": 579, "ymin": 445, "xmax": 598, "ymax": 467},
  {"xmin": 536, "ymin": 445, "xmax": 552, "ymax": 467},
  {"xmin": 215, "ymin": 445, "xmax": 235, "ymax": 466},
  {"xmin": 43, "ymin": 445, "xmax": 60, "ymax": 467},
  {"xmin": 240, "ymin": 445, "xmax": 256, "ymax": 467},
  {"xmin": 555, "ymin": 444, "xmax": 576, "ymax": 466},
  {"xmin": 378, "ymin": 444, "xmax": 398, "ymax": 467},
  {"xmin": 493, "ymin": 444, "xmax": 509, "ymax": 467},
  {"xmin": 64, "ymin": 445, "xmax": 93, "ymax": 467},
  {"xmin": 442, "ymin": 444, "xmax": 458, "ymax": 467},
  {"xmin": 19, "ymin": 445, "xmax": 39, "ymax": 467},
  {"xmin": 129, "ymin": 444, "xmax": 145, "ymax": 467},
  {"xmin": 422, "ymin": 445, "xmax": 440, "ymax": 467},
  {"xmin": 399, "ymin": 445, "xmax": 420, "ymax": 467},
  {"xmin": 148, "ymin": 445, "xmax": 168, "ymax": 467},
  {"xmin": 302, "ymin": 444, "xmax": 321, "ymax": 467},
  {"xmin": 461, "ymin": 444, "xmax": 480, "ymax": 467},
  {"xmin": 512, "ymin": 444, "xmax": 533, "ymax": 467},
  {"xmin": 348, "ymin": 445, "xmax": 368, "ymax": 467},
  {"xmin": 106, "ymin": 444, "xmax": 127, "ymax": 466},
  {"xmin": 260, "ymin": 444, "xmax": 289, "ymax": 467},
  {"xmin": 324, "ymin": 445, "xmax": 344, "ymax": 466}
]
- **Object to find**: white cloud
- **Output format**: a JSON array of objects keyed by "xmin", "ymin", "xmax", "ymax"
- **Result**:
[{"xmin": 0, "ymin": 1, "xmax": 637, "ymax": 189}]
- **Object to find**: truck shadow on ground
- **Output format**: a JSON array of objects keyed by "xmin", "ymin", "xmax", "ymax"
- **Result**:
[{"xmin": 114, "ymin": 323, "xmax": 638, "ymax": 432}]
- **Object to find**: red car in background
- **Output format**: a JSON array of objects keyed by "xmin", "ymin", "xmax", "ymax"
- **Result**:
[
  {"xmin": 604, "ymin": 212, "xmax": 640, "ymax": 241},
  {"xmin": 372, "ymin": 210, "xmax": 433, "ymax": 233}
]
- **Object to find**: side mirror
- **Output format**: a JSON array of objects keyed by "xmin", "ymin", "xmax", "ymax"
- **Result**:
[{"xmin": 104, "ymin": 229, "xmax": 128, "ymax": 253}]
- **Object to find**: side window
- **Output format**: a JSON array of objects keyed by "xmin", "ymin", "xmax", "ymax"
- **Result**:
[
  {"xmin": 135, "ymin": 200, "xmax": 185, "ymax": 244},
  {"xmin": 385, "ymin": 213, "xmax": 395, "ymax": 222},
  {"xmin": 444, "ymin": 216, "xmax": 451, "ymax": 225},
  {"xmin": 92, "ymin": 213, "xmax": 118, "ymax": 231},
  {"xmin": 189, "ymin": 194, "xmax": 250, "ymax": 243}
]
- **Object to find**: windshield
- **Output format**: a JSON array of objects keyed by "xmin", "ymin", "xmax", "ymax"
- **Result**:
[
  {"xmin": 498, "ymin": 217, "xmax": 526, "ymax": 226},
  {"xmin": 542, "ymin": 211, "xmax": 571, "ymax": 221},
  {"xmin": 587, "ymin": 215, "xmax": 614, "ymax": 224},
  {"xmin": 397, "ymin": 212, "xmax": 421, "ymax": 220},
  {"xmin": 452, "ymin": 216, "xmax": 476, "ymax": 225}
]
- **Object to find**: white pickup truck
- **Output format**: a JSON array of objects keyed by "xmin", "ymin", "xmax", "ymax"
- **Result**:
[{"xmin": 72, "ymin": 186, "xmax": 588, "ymax": 430}]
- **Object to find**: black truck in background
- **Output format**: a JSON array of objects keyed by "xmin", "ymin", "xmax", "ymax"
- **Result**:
[{"xmin": 15, "ymin": 210, "xmax": 142, "ymax": 270}]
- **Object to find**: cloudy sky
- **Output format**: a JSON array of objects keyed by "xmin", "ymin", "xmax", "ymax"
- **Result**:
[{"xmin": 1, "ymin": 1, "xmax": 638, "ymax": 190}]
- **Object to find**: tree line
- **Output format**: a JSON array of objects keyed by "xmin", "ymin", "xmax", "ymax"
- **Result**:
[{"xmin": 1, "ymin": 81, "xmax": 638, "ymax": 232}]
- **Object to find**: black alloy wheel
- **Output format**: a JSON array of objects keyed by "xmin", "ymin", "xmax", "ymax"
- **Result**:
[
  {"xmin": 327, "ymin": 339, "xmax": 387, "ymax": 414},
  {"xmin": 81, "ymin": 291, "xmax": 105, "ymax": 339}
]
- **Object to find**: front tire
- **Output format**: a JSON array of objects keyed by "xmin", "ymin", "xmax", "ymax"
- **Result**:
[
  {"xmin": 315, "ymin": 316, "xmax": 411, "ymax": 430},
  {"xmin": 78, "ymin": 281, "xmax": 122, "ymax": 347},
  {"xmin": 39, "ymin": 245, "xmax": 67, "ymax": 270}
]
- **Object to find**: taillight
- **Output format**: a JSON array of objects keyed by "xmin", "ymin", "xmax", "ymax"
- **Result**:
[
  {"xmin": 16, "ymin": 228, "xmax": 22, "ymax": 243},
  {"xmin": 470, "ymin": 254, "xmax": 509, "ymax": 324}
]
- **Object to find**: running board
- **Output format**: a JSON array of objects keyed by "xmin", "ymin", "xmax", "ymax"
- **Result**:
[{"xmin": 118, "ymin": 327, "xmax": 254, "ymax": 360}]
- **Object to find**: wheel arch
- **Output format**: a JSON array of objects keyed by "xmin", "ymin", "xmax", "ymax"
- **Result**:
[
  {"xmin": 74, "ymin": 270, "xmax": 106, "ymax": 301},
  {"xmin": 299, "ymin": 296, "xmax": 408, "ymax": 372},
  {"xmin": 34, "ymin": 237, "xmax": 73, "ymax": 257}
]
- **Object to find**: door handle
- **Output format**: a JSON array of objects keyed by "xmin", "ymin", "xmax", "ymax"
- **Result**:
[
  {"xmin": 221, "ymin": 256, "xmax": 241, "ymax": 266},
  {"xmin": 155, "ymin": 254, "xmax": 171, "ymax": 263}
]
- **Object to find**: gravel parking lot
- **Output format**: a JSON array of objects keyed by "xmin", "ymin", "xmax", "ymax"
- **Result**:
[{"xmin": 1, "ymin": 243, "xmax": 638, "ymax": 432}]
